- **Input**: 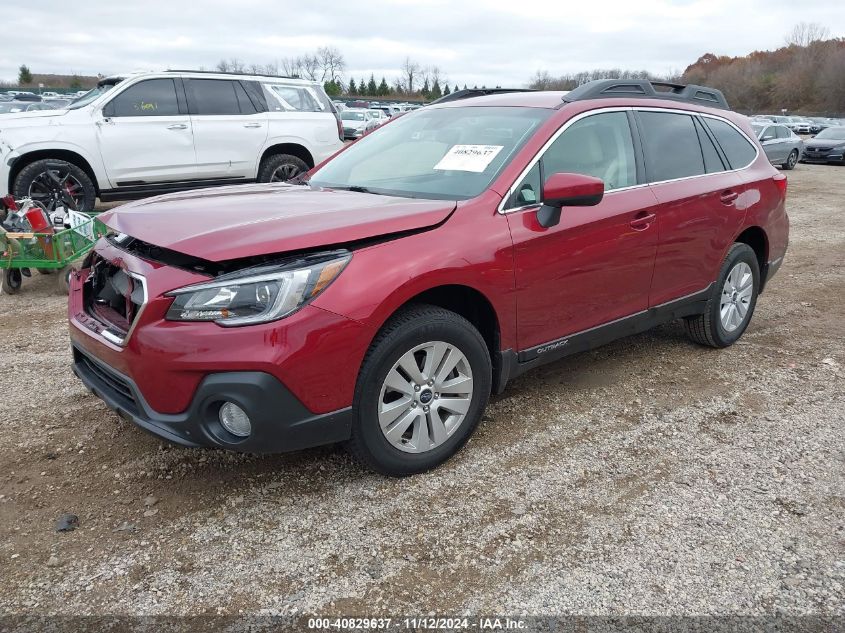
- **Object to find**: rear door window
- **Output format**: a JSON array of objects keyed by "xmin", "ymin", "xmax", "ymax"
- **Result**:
[
  {"xmin": 775, "ymin": 126, "xmax": 790, "ymax": 139},
  {"xmin": 702, "ymin": 117, "xmax": 758, "ymax": 169},
  {"xmin": 107, "ymin": 79, "xmax": 180, "ymax": 117},
  {"xmin": 190, "ymin": 79, "xmax": 240, "ymax": 115},
  {"xmin": 638, "ymin": 111, "xmax": 705, "ymax": 182}
]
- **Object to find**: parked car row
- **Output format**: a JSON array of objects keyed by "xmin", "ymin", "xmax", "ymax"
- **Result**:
[
  {"xmin": 0, "ymin": 70, "xmax": 345, "ymax": 210},
  {"xmin": 750, "ymin": 114, "xmax": 845, "ymax": 135}
]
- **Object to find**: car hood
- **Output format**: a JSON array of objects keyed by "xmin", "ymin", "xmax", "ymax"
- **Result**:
[
  {"xmin": 100, "ymin": 183, "xmax": 457, "ymax": 262},
  {"xmin": 805, "ymin": 138, "xmax": 845, "ymax": 148},
  {"xmin": 0, "ymin": 109, "xmax": 67, "ymax": 122}
]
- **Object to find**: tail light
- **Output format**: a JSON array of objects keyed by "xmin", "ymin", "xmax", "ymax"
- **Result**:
[{"xmin": 773, "ymin": 173, "xmax": 787, "ymax": 200}]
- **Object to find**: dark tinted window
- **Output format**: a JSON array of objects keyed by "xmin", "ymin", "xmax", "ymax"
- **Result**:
[
  {"xmin": 108, "ymin": 79, "xmax": 179, "ymax": 117},
  {"xmin": 191, "ymin": 79, "xmax": 240, "ymax": 115},
  {"xmin": 507, "ymin": 163, "xmax": 542, "ymax": 208},
  {"xmin": 542, "ymin": 111, "xmax": 637, "ymax": 191},
  {"xmin": 234, "ymin": 82, "xmax": 257, "ymax": 114},
  {"xmin": 639, "ymin": 111, "xmax": 705, "ymax": 182},
  {"xmin": 703, "ymin": 117, "xmax": 757, "ymax": 169},
  {"xmin": 694, "ymin": 118, "xmax": 725, "ymax": 174}
]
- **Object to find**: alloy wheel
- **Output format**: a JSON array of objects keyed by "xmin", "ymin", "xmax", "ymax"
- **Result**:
[
  {"xmin": 27, "ymin": 168, "xmax": 84, "ymax": 211},
  {"xmin": 720, "ymin": 262, "xmax": 753, "ymax": 332},
  {"xmin": 788, "ymin": 150, "xmax": 798, "ymax": 169},
  {"xmin": 378, "ymin": 341, "xmax": 474, "ymax": 454},
  {"xmin": 270, "ymin": 163, "xmax": 303, "ymax": 182}
]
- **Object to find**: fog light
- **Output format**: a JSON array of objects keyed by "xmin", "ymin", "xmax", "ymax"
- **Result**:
[{"xmin": 219, "ymin": 402, "xmax": 251, "ymax": 437}]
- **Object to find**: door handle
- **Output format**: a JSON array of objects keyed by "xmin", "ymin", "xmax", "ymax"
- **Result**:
[
  {"xmin": 243, "ymin": 122, "xmax": 262, "ymax": 128},
  {"xmin": 630, "ymin": 211, "xmax": 656, "ymax": 231},
  {"xmin": 166, "ymin": 123, "xmax": 188, "ymax": 130},
  {"xmin": 720, "ymin": 190, "xmax": 739, "ymax": 204}
]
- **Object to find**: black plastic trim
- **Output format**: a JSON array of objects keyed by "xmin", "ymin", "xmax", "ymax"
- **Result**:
[
  {"xmin": 760, "ymin": 256, "xmax": 784, "ymax": 294},
  {"xmin": 562, "ymin": 80, "xmax": 730, "ymax": 110},
  {"xmin": 72, "ymin": 345, "xmax": 352, "ymax": 453},
  {"xmin": 504, "ymin": 285, "xmax": 713, "ymax": 382}
]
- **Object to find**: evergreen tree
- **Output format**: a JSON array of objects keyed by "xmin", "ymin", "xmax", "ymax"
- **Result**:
[
  {"xmin": 454, "ymin": 84, "xmax": 459, "ymax": 94},
  {"xmin": 421, "ymin": 78, "xmax": 430, "ymax": 98},
  {"xmin": 347, "ymin": 78, "xmax": 357, "ymax": 95},
  {"xmin": 69, "ymin": 75, "xmax": 83, "ymax": 91},
  {"xmin": 431, "ymin": 80, "xmax": 442, "ymax": 99},
  {"xmin": 367, "ymin": 74, "xmax": 378, "ymax": 96},
  {"xmin": 377, "ymin": 77, "xmax": 390, "ymax": 96},
  {"xmin": 443, "ymin": 84, "xmax": 451, "ymax": 96},
  {"xmin": 324, "ymin": 80, "xmax": 341, "ymax": 97},
  {"xmin": 463, "ymin": 84, "xmax": 468, "ymax": 90},
  {"xmin": 360, "ymin": 78, "xmax": 366, "ymax": 95},
  {"xmin": 18, "ymin": 64, "xmax": 32, "ymax": 85}
]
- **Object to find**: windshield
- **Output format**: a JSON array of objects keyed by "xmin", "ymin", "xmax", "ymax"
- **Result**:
[
  {"xmin": 67, "ymin": 83, "xmax": 119, "ymax": 110},
  {"xmin": 341, "ymin": 111, "xmax": 366, "ymax": 121},
  {"xmin": 310, "ymin": 106, "xmax": 550, "ymax": 200},
  {"xmin": 815, "ymin": 127, "xmax": 845, "ymax": 140}
]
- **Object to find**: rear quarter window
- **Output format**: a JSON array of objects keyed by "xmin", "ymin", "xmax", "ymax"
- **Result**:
[{"xmin": 703, "ymin": 117, "xmax": 758, "ymax": 170}]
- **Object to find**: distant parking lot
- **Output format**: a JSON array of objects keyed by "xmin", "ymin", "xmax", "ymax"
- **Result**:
[{"xmin": 0, "ymin": 163, "xmax": 843, "ymax": 617}]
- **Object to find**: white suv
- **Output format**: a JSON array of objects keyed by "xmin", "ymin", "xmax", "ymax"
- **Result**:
[{"xmin": 0, "ymin": 71, "xmax": 344, "ymax": 211}]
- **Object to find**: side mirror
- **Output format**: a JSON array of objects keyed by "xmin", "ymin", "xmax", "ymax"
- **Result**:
[{"xmin": 537, "ymin": 172, "xmax": 605, "ymax": 228}]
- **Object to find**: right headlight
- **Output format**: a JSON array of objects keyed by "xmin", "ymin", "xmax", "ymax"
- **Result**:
[{"xmin": 165, "ymin": 251, "xmax": 350, "ymax": 326}]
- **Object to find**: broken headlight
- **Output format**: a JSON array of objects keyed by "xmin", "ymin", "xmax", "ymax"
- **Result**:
[{"xmin": 165, "ymin": 252, "xmax": 350, "ymax": 326}]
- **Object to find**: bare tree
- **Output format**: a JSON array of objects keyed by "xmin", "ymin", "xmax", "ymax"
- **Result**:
[
  {"xmin": 299, "ymin": 54, "xmax": 320, "ymax": 81},
  {"xmin": 401, "ymin": 57, "xmax": 421, "ymax": 94},
  {"xmin": 785, "ymin": 22, "xmax": 830, "ymax": 48},
  {"xmin": 317, "ymin": 46, "xmax": 346, "ymax": 83},
  {"xmin": 264, "ymin": 60, "xmax": 279, "ymax": 76},
  {"xmin": 281, "ymin": 56, "xmax": 302, "ymax": 77}
]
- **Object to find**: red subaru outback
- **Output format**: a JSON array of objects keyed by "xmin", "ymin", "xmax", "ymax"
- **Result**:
[{"xmin": 69, "ymin": 80, "xmax": 788, "ymax": 475}]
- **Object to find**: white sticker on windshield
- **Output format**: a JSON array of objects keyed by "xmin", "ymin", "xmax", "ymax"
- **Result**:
[{"xmin": 434, "ymin": 145, "xmax": 504, "ymax": 173}]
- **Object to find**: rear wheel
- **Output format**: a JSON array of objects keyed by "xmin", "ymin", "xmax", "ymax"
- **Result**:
[
  {"xmin": 13, "ymin": 159, "xmax": 96, "ymax": 212},
  {"xmin": 257, "ymin": 154, "xmax": 309, "ymax": 183},
  {"xmin": 348, "ymin": 305, "xmax": 491, "ymax": 476},
  {"xmin": 0, "ymin": 269, "xmax": 22, "ymax": 295},
  {"xmin": 57, "ymin": 265, "xmax": 73, "ymax": 294},
  {"xmin": 782, "ymin": 149, "xmax": 798, "ymax": 170},
  {"xmin": 685, "ymin": 243, "xmax": 760, "ymax": 348}
]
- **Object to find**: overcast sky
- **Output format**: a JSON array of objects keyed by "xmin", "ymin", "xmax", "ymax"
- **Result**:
[{"xmin": 3, "ymin": 0, "xmax": 844, "ymax": 87}]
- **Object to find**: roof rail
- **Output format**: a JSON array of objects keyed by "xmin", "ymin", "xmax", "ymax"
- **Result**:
[
  {"xmin": 561, "ymin": 79, "xmax": 730, "ymax": 110},
  {"xmin": 429, "ymin": 88, "xmax": 535, "ymax": 106},
  {"xmin": 165, "ymin": 69, "xmax": 298, "ymax": 80}
]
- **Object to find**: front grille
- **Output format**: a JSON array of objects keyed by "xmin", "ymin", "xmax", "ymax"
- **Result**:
[
  {"xmin": 83, "ymin": 253, "xmax": 146, "ymax": 337},
  {"xmin": 75, "ymin": 349, "xmax": 138, "ymax": 411},
  {"xmin": 809, "ymin": 147, "xmax": 831, "ymax": 153}
]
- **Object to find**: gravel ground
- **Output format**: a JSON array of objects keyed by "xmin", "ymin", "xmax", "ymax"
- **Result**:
[{"xmin": 0, "ymin": 164, "xmax": 842, "ymax": 620}]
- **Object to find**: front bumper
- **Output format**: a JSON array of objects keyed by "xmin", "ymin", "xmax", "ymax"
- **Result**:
[{"xmin": 72, "ymin": 345, "xmax": 352, "ymax": 452}]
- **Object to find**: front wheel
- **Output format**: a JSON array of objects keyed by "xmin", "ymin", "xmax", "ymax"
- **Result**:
[
  {"xmin": 13, "ymin": 159, "xmax": 96, "ymax": 212},
  {"xmin": 0, "ymin": 269, "xmax": 23, "ymax": 295},
  {"xmin": 782, "ymin": 149, "xmax": 799, "ymax": 170},
  {"xmin": 257, "ymin": 154, "xmax": 309, "ymax": 183},
  {"xmin": 685, "ymin": 243, "xmax": 760, "ymax": 348},
  {"xmin": 348, "ymin": 305, "xmax": 492, "ymax": 476}
]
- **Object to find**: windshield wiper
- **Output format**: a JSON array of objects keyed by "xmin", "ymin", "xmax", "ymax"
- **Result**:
[{"xmin": 332, "ymin": 185, "xmax": 381, "ymax": 195}]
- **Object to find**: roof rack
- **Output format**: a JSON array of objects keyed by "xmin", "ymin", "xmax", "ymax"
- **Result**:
[
  {"xmin": 428, "ymin": 88, "xmax": 535, "ymax": 105},
  {"xmin": 165, "ymin": 69, "xmax": 297, "ymax": 80},
  {"xmin": 561, "ymin": 79, "xmax": 730, "ymax": 110}
]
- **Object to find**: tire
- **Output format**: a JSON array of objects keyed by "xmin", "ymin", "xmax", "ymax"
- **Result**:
[
  {"xmin": 57, "ymin": 265, "xmax": 73, "ymax": 294},
  {"xmin": 782, "ymin": 149, "xmax": 798, "ymax": 170},
  {"xmin": 13, "ymin": 159, "xmax": 96, "ymax": 212},
  {"xmin": 348, "ymin": 304, "xmax": 492, "ymax": 476},
  {"xmin": 0, "ymin": 269, "xmax": 23, "ymax": 295},
  {"xmin": 257, "ymin": 154, "xmax": 309, "ymax": 183},
  {"xmin": 685, "ymin": 243, "xmax": 760, "ymax": 348}
]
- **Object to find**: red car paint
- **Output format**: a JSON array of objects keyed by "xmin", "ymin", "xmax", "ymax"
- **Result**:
[{"xmin": 69, "ymin": 90, "xmax": 788, "ymax": 438}]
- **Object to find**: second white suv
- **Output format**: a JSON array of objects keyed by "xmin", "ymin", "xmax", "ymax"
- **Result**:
[{"xmin": 0, "ymin": 71, "xmax": 344, "ymax": 211}]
